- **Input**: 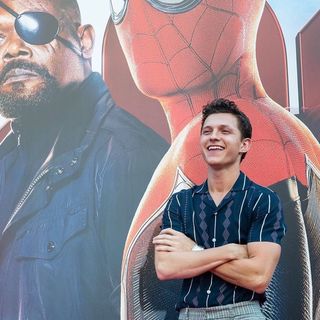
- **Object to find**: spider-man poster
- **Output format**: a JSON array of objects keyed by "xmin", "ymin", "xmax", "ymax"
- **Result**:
[
  {"xmin": 0, "ymin": 0, "xmax": 319, "ymax": 319},
  {"xmin": 102, "ymin": 0, "xmax": 320, "ymax": 319}
]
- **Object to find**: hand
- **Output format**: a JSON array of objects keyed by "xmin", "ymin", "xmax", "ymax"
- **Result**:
[{"xmin": 153, "ymin": 228, "xmax": 196, "ymax": 252}]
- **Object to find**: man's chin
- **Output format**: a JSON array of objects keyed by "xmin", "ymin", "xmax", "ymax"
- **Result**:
[
  {"xmin": 0, "ymin": 86, "xmax": 59, "ymax": 119},
  {"xmin": 0, "ymin": 62, "xmax": 60, "ymax": 119},
  {"xmin": 0, "ymin": 98, "xmax": 40, "ymax": 119}
]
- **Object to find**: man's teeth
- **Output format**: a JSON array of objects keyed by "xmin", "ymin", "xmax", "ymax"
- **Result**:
[
  {"xmin": 14, "ymin": 69, "xmax": 27, "ymax": 75},
  {"xmin": 208, "ymin": 146, "xmax": 224, "ymax": 150},
  {"xmin": 11, "ymin": 69, "xmax": 35, "ymax": 76}
]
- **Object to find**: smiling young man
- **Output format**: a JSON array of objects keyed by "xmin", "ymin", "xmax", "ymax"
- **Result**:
[
  {"xmin": 153, "ymin": 98, "xmax": 286, "ymax": 319},
  {"xmin": 0, "ymin": 0, "xmax": 168, "ymax": 319}
]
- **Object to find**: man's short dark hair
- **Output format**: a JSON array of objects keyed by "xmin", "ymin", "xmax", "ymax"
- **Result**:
[
  {"xmin": 201, "ymin": 98, "xmax": 252, "ymax": 161},
  {"xmin": 57, "ymin": 0, "xmax": 81, "ymax": 23},
  {"xmin": 54, "ymin": 0, "xmax": 81, "ymax": 43}
]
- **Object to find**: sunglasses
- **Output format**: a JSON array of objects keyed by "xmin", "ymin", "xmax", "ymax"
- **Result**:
[{"xmin": 0, "ymin": 1, "xmax": 82, "ymax": 56}]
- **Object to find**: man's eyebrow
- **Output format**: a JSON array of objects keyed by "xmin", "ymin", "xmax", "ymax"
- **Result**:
[
  {"xmin": 201, "ymin": 125, "xmax": 212, "ymax": 131},
  {"xmin": 219, "ymin": 124, "xmax": 234, "ymax": 129},
  {"xmin": 202, "ymin": 124, "xmax": 234, "ymax": 129}
]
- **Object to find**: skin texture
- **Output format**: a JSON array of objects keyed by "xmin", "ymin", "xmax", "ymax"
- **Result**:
[
  {"xmin": 154, "ymin": 228, "xmax": 281, "ymax": 294},
  {"xmin": 200, "ymin": 113, "xmax": 250, "ymax": 172},
  {"xmin": 153, "ymin": 228, "xmax": 249, "ymax": 280}
]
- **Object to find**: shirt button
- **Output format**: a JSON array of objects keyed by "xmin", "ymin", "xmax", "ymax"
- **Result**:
[
  {"xmin": 207, "ymin": 290, "xmax": 211, "ymax": 294},
  {"xmin": 56, "ymin": 168, "xmax": 64, "ymax": 175},
  {"xmin": 212, "ymin": 238, "xmax": 216, "ymax": 243},
  {"xmin": 47, "ymin": 241, "xmax": 56, "ymax": 252},
  {"xmin": 70, "ymin": 157, "xmax": 78, "ymax": 166},
  {"xmin": 214, "ymin": 212, "xmax": 218, "ymax": 216}
]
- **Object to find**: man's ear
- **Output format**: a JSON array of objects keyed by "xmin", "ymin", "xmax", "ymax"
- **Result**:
[
  {"xmin": 240, "ymin": 138, "xmax": 252, "ymax": 153},
  {"xmin": 77, "ymin": 24, "xmax": 95, "ymax": 59}
]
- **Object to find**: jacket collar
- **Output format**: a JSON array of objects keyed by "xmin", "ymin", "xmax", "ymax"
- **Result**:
[
  {"xmin": 0, "ymin": 72, "xmax": 113, "ymax": 165},
  {"xmin": 47, "ymin": 72, "xmax": 111, "ymax": 160},
  {"xmin": 37, "ymin": 72, "xmax": 115, "ymax": 184},
  {"xmin": 1, "ymin": 73, "xmax": 115, "ymax": 233}
]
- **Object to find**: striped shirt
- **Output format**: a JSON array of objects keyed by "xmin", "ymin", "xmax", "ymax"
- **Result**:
[{"xmin": 162, "ymin": 171, "xmax": 286, "ymax": 310}]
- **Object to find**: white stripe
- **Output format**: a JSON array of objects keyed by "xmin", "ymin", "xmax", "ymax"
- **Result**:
[
  {"xmin": 238, "ymin": 191, "xmax": 248, "ymax": 243},
  {"xmin": 183, "ymin": 278, "xmax": 194, "ymax": 303},
  {"xmin": 176, "ymin": 194, "xmax": 181, "ymax": 207},
  {"xmin": 283, "ymin": 224, "xmax": 287, "ymax": 236},
  {"xmin": 213, "ymin": 214, "xmax": 217, "ymax": 248},
  {"xmin": 259, "ymin": 195, "xmax": 271, "ymax": 241},
  {"xmin": 242, "ymin": 175, "xmax": 247, "ymax": 190},
  {"xmin": 233, "ymin": 286, "xmax": 237, "ymax": 303},
  {"xmin": 206, "ymin": 274, "xmax": 213, "ymax": 307},
  {"xmin": 260, "ymin": 214, "xmax": 269, "ymax": 241},
  {"xmin": 192, "ymin": 210, "xmax": 197, "ymax": 242},
  {"xmin": 167, "ymin": 197, "xmax": 174, "ymax": 229},
  {"xmin": 252, "ymin": 193, "xmax": 263, "ymax": 211},
  {"xmin": 250, "ymin": 290, "xmax": 255, "ymax": 301},
  {"xmin": 197, "ymin": 183, "xmax": 206, "ymax": 193}
]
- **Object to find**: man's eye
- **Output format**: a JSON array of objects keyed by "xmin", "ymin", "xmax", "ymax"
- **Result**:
[
  {"xmin": 202, "ymin": 130, "xmax": 211, "ymax": 135},
  {"xmin": 0, "ymin": 34, "xmax": 6, "ymax": 44}
]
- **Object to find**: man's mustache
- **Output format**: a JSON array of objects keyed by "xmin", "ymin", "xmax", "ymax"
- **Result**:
[{"xmin": 0, "ymin": 60, "xmax": 52, "ymax": 85}]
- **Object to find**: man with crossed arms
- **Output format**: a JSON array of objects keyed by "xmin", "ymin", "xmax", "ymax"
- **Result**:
[{"xmin": 154, "ymin": 99, "xmax": 286, "ymax": 319}]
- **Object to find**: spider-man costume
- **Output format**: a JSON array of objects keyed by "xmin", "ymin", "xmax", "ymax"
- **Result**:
[{"xmin": 111, "ymin": 1, "xmax": 320, "ymax": 319}]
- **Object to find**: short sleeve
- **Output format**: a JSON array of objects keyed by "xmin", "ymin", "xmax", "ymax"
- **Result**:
[
  {"xmin": 248, "ymin": 191, "xmax": 286, "ymax": 244},
  {"xmin": 162, "ymin": 192, "xmax": 184, "ymax": 233}
]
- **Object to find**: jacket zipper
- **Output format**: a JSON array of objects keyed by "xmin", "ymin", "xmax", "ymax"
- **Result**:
[{"xmin": 11, "ymin": 167, "xmax": 50, "ymax": 217}]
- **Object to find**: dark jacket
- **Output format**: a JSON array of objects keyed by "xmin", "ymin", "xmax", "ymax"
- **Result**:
[{"xmin": 0, "ymin": 73, "xmax": 168, "ymax": 320}]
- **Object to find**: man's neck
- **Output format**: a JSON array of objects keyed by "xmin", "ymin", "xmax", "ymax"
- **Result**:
[{"xmin": 207, "ymin": 165, "xmax": 240, "ymax": 195}]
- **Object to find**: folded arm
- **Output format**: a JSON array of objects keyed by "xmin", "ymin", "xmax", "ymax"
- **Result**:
[
  {"xmin": 211, "ymin": 241, "xmax": 281, "ymax": 293},
  {"xmin": 153, "ymin": 228, "xmax": 247, "ymax": 280}
]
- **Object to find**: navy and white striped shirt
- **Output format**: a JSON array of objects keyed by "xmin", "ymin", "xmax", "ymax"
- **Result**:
[{"xmin": 162, "ymin": 171, "xmax": 286, "ymax": 310}]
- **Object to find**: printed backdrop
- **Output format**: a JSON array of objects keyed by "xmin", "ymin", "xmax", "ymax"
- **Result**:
[
  {"xmin": 101, "ymin": 1, "xmax": 320, "ymax": 320},
  {"xmin": 0, "ymin": 1, "xmax": 319, "ymax": 319}
]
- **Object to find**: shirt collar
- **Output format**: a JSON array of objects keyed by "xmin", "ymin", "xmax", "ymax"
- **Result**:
[{"xmin": 194, "ymin": 171, "xmax": 252, "ymax": 194}]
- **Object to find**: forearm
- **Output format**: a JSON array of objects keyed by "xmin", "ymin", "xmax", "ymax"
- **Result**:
[
  {"xmin": 212, "ymin": 258, "xmax": 266, "ymax": 292},
  {"xmin": 155, "ymin": 246, "xmax": 235, "ymax": 280},
  {"xmin": 213, "ymin": 245, "xmax": 280, "ymax": 294}
]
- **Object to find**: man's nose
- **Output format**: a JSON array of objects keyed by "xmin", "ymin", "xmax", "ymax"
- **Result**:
[
  {"xmin": 209, "ymin": 130, "xmax": 220, "ymax": 140},
  {"xmin": 2, "ymin": 33, "xmax": 32, "ymax": 62}
]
